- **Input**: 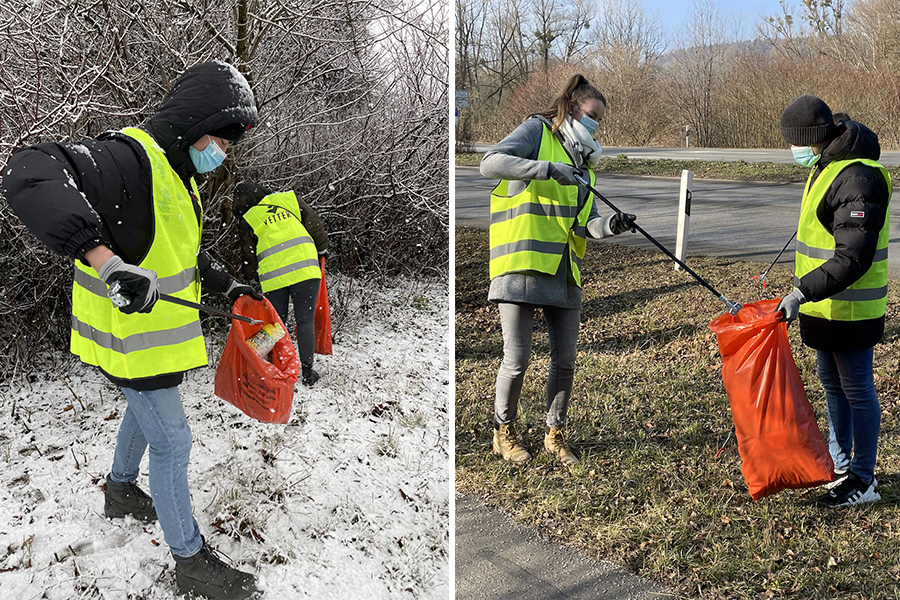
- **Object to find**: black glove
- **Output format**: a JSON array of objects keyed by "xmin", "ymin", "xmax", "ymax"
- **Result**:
[
  {"xmin": 547, "ymin": 162, "xmax": 583, "ymax": 186},
  {"xmin": 98, "ymin": 255, "xmax": 159, "ymax": 314},
  {"xmin": 609, "ymin": 212, "xmax": 637, "ymax": 235},
  {"xmin": 776, "ymin": 288, "xmax": 806, "ymax": 322},
  {"xmin": 225, "ymin": 280, "xmax": 263, "ymax": 304}
]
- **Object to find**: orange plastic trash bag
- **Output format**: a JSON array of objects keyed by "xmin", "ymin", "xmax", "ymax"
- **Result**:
[
  {"xmin": 709, "ymin": 299, "xmax": 834, "ymax": 500},
  {"xmin": 314, "ymin": 256, "xmax": 333, "ymax": 355},
  {"xmin": 214, "ymin": 296, "xmax": 299, "ymax": 424}
]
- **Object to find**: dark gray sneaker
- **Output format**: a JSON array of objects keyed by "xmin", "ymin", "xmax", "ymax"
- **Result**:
[
  {"xmin": 173, "ymin": 539, "xmax": 258, "ymax": 600},
  {"xmin": 104, "ymin": 475, "xmax": 157, "ymax": 523}
]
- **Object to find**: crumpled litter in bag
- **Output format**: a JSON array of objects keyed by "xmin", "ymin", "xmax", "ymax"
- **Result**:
[{"xmin": 214, "ymin": 296, "xmax": 299, "ymax": 424}]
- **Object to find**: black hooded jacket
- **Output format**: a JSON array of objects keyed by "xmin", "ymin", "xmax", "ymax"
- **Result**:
[
  {"xmin": 795, "ymin": 120, "xmax": 891, "ymax": 351},
  {"xmin": 1, "ymin": 61, "xmax": 258, "ymax": 389}
]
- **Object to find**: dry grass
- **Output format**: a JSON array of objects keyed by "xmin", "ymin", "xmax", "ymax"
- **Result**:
[{"xmin": 455, "ymin": 226, "xmax": 900, "ymax": 599}]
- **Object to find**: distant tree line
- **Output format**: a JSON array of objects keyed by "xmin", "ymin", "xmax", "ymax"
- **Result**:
[
  {"xmin": 0, "ymin": 0, "xmax": 448, "ymax": 370},
  {"xmin": 456, "ymin": 0, "xmax": 900, "ymax": 151}
]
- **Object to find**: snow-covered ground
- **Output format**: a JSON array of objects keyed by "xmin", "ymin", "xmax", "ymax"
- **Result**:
[{"xmin": 0, "ymin": 277, "xmax": 450, "ymax": 600}]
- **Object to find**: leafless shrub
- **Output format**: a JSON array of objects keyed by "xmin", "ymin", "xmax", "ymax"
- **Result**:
[{"xmin": 0, "ymin": 0, "xmax": 448, "ymax": 375}]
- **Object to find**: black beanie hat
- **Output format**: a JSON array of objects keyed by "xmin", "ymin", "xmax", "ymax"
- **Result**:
[{"xmin": 780, "ymin": 95, "xmax": 839, "ymax": 145}]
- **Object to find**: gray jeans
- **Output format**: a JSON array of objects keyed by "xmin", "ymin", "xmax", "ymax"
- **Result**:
[{"xmin": 494, "ymin": 302, "xmax": 581, "ymax": 428}]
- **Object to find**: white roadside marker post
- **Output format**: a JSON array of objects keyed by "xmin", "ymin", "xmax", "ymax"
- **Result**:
[{"xmin": 675, "ymin": 169, "xmax": 692, "ymax": 271}]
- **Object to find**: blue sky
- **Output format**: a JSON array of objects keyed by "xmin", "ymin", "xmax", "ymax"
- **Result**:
[{"xmin": 639, "ymin": 0, "xmax": 791, "ymax": 41}]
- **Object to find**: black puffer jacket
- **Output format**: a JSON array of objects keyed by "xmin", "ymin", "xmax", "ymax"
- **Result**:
[
  {"xmin": 796, "ymin": 120, "xmax": 891, "ymax": 351},
  {"xmin": 1, "ymin": 61, "xmax": 258, "ymax": 389}
]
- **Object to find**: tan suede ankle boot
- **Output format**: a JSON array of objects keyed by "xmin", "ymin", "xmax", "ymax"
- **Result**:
[
  {"xmin": 492, "ymin": 422, "xmax": 531, "ymax": 463},
  {"xmin": 544, "ymin": 426, "xmax": 578, "ymax": 465}
]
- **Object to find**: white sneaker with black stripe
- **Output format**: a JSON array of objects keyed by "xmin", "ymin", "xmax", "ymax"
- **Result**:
[{"xmin": 818, "ymin": 472, "xmax": 880, "ymax": 507}]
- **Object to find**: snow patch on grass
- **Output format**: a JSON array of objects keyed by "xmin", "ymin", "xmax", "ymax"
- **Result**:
[{"xmin": 0, "ymin": 278, "xmax": 449, "ymax": 599}]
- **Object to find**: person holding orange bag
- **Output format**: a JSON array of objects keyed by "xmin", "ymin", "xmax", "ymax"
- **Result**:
[
  {"xmin": 776, "ymin": 95, "xmax": 891, "ymax": 507},
  {"xmin": 233, "ymin": 181, "xmax": 328, "ymax": 386}
]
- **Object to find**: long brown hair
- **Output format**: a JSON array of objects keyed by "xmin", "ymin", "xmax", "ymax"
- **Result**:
[{"xmin": 537, "ymin": 74, "xmax": 607, "ymax": 133}]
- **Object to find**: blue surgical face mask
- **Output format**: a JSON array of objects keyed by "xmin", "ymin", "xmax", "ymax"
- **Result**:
[
  {"xmin": 791, "ymin": 145, "xmax": 820, "ymax": 167},
  {"xmin": 189, "ymin": 137, "xmax": 227, "ymax": 173},
  {"xmin": 579, "ymin": 115, "xmax": 600, "ymax": 135}
]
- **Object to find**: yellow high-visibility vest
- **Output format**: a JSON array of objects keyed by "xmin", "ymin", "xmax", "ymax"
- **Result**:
[
  {"xmin": 795, "ymin": 158, "xmax": 891, "ymax": 321},
  {"xmin": 242, "ymin": 191, "xmax": 320, "ymax": 293},
  {"xmin": 69, "ymin": 127, "xmax": 208, "ymax": 380},
  {"xmin": 489, "ymin": 121, "xmax": 595, "ymax": 287}
]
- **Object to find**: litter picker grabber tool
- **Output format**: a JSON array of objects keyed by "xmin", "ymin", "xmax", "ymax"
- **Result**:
[
  {"xmin": 574, "ymin": 173, "xmax": 743, "ymax": 315},
  {"xmin": 108, "ymin": 281, "xmax": 263, "ymax": 325},
  {"xmin": 751, "ymin": 230, "xmax": 796, "ymax": 290}
]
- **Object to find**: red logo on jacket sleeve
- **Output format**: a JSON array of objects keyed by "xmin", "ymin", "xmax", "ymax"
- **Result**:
[{"xmin": 850, "ymin": 211, "xmax": 865, "ymax": 218}]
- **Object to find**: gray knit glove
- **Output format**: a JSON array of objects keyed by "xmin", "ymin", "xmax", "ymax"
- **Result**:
[
  {"xmin": 225, "ymin": 280, "xmax": 263, "ymax": 305},
  {"xmin": 547, "ymin": 162, "xmax": 583, "ymax": 186},
  {"xmin": 776, "ymin": 288, "xmax": 806, "ymax": 322},
  {"xmin": 98, "ymin": 255, "xmax": 159, "ymax": 314}
]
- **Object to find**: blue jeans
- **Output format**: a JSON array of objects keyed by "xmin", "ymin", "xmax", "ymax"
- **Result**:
[
  {"xmin": 816, "ymin": 348, "xmax": 880, "ymax": 483},
  {"xmin": 110, "ymin": 386, "xmax": 202, "ymax": 557}
]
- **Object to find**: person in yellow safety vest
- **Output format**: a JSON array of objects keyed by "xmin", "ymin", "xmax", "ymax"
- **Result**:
[
  {"xmin": 2, "ymin": 61, "xmax": 263, "ymax": 600},
  {"xmin": 480, "ymin": 73, "xmax": 637, "ymax": 466},
  {"xmin": 233, "ymin": 181, "xmax": 329, "ymax": 386},
  {"xmin": 776, "ymin": 95, "xmax": 892, "ymax": 508}
]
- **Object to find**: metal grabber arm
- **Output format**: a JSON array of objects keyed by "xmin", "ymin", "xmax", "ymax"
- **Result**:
[
  {"xmin": 108, "ymin": 281, "xmax": 263, "ymax": 325},
  {"xmin": 573, "ymin": 173, "xmax": 743, "ymax": 315}
]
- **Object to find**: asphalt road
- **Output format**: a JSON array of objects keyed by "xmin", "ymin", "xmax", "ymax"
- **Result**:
[
  {"xmin": 467, "ymin": 145, "xmax": 900, "ymax": 166},
  {"xmin": 456, "ymin": 166, "xmax": 900, "ymax": 279}
]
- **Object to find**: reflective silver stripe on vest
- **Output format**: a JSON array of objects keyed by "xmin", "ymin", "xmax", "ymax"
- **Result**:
[
  {"xmin": 490, "ymin": 203, "xmax": 580, "ymax": 225},
  {"xmin": 258, "ymin": 258, "xmax": 321, "ymax": 283},
  {"xmin": 257, "ymin": 235, "xmax": 314, "ymax": 262},
  {"xmin": 573, "ymin": 224, "xmax": 586, "ymax": 237},
  {"xmin": 570, "ymin": 247, "xmax": 583, "ymax": 271},
  {"xmin": 490, "ymin": 239, "xmax": 568, "ymax": 261},
  {"xmin": 74, "ymin": 267, "xmax": 196, "ymax": 298},
  {"xmin": 796, "ymin": 241, "xmax": 888, "ymax": 263},
  {"xmin": 792, "ymin": 276, "xmax": 887, "ymax": 301},
  {"xmin": 70, "ymin": 315, "xmax": 203, "ymax": 354}
]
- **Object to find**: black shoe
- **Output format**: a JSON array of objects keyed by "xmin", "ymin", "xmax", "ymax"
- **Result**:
[
  {"xmin": 173, "ymin": 538, "xmax": 258, "ymax": 600},
  {"xmin": 104, "ymin": 474, "xmax": 157, "ymax": 523},
  {"xmin": 818, "ymin": 472, "xmax": 881, "ymax": 507},
  {"xmin": 301, "ymin": 363, "xmax": 320, "ymax": 387}
]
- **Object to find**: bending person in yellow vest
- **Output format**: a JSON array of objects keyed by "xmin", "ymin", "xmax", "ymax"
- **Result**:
[
  {"xmin": 481, "ymin": 74, "xmax": 636, "ymax": 466},
  {"xmin": 776, "ymin": 95, "xmax": 892, "ymax": 508},
  {"xmin": 2, "ymin": 62, "xmax": 263, "ymax": 600},
  {"xmin": 234, "ymin": 181, "xmax": 329, "ymax": 386}
]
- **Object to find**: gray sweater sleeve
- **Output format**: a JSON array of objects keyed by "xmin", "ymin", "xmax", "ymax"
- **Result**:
[
  {"xmin": 484, "ymin": 117, "xmax": 612, "ymax": 237},
  {"xmin": 480, "ymin": 118, "xmax": 552, "ymax": 181}
]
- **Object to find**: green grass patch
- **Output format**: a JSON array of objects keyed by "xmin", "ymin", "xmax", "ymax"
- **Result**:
[
  {"xmin": 456, "ymin": 152, "xmax": 900, "ymax": 184},
  {"xmin": 456, "ymin": 226, "xmax": 900, "ymax": 599}
]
